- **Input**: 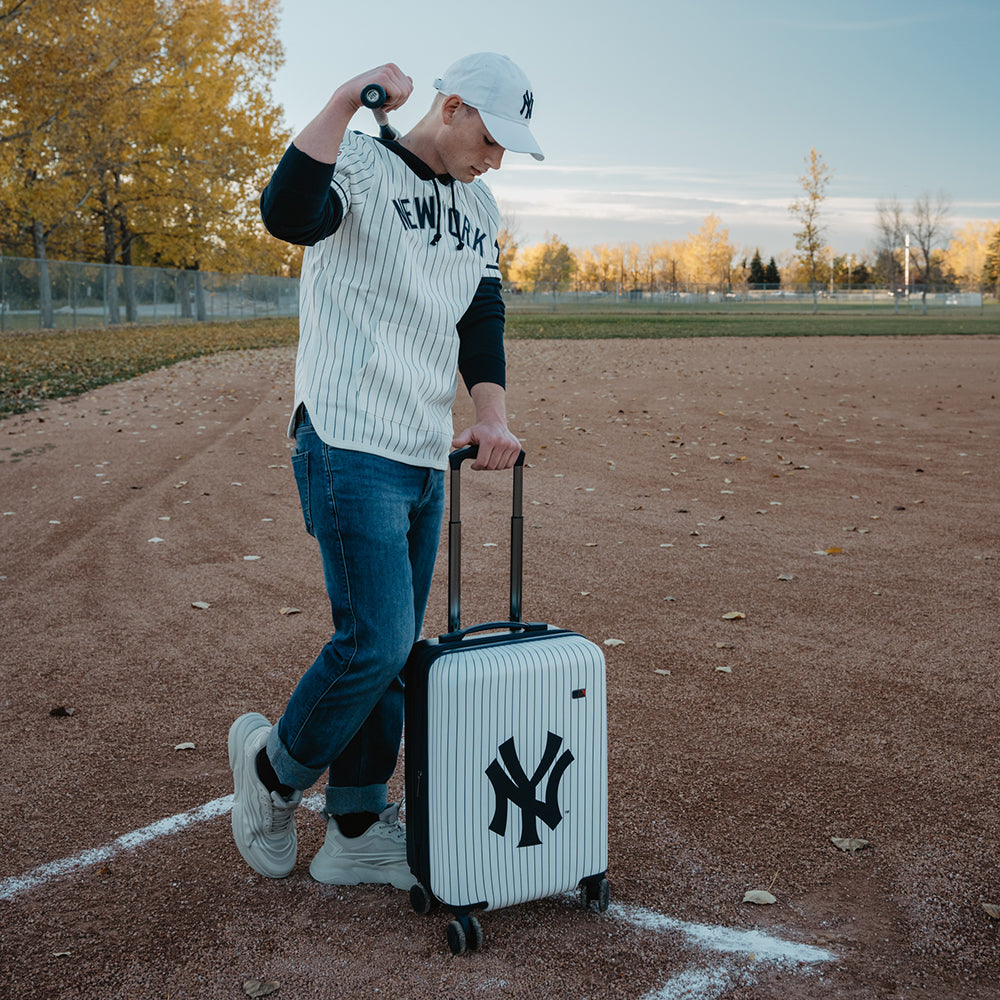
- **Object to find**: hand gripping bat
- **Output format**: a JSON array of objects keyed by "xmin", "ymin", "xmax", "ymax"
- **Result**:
[{"xmin": 360, "ymin": 84, "xmax": 400, "ymax": 141}]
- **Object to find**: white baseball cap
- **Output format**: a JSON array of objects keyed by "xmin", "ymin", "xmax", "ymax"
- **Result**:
[{"xmin": 434, "ymin": 53, "xmax": 543, "ymax": 161}]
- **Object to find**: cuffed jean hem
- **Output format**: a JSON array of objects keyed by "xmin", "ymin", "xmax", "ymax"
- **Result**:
[
  {"xmin": 266, "ymin": 723, "xmax": 328, "ymax": 791},
  {"xmin": 324, "ymin": 783, "xmax": 389, "ymax": 816}
]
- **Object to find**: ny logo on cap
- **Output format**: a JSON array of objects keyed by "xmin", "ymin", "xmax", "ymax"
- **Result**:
[{"xmin": 520, "ymin": 90, "xmax": 534, "ymax": 121}]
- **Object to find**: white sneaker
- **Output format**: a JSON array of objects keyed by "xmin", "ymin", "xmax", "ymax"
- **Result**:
[
  {"xmin": 228, "ymin": 712, "xmax": 302, "ymax": 878},
  {"xmin": 309, "ymin": 803, "xmax": 413, "ymax": 890}
]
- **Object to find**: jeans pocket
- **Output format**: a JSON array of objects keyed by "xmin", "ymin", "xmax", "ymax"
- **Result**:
[{"xmin": 291, "ymin": 449, "xmax": 314, "ymax": 537}]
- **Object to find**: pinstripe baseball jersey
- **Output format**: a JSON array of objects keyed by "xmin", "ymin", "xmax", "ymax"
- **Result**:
[{"xmin": 293, "ymin": 129, "xmax": 502, "ymax": 470}]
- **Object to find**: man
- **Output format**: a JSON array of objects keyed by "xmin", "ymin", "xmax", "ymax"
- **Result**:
[{"xmin": 228, "ymin": 53, "xmax": 543, "ymax": 889}]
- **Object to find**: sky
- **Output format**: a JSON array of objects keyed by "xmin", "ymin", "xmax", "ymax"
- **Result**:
[{"xmin": 271, "ymin": 0, "xmax": 999, "ymax": 261}]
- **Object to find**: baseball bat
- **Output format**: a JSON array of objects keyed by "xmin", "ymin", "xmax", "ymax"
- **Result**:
[{"xmin": 360, "ymin": 83, "xmax": 400, "ymax": 141}]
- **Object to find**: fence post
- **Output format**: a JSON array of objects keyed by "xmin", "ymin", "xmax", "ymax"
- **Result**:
[{"xmin": 0, "ymin": 256, "xmax": 5, "ymax": 335}]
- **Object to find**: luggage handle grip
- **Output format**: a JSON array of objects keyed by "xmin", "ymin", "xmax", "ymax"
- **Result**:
[
  {"xmin": 449, "ymin": 444, "xmax": 526, "ymax": 470},
  {"xmin": 438, "ymin": 620, "xmax": 548, "ymax": 644},
  {"xmin": 447, "ymin": 445, "xmax": 526, "ymax": 633}
]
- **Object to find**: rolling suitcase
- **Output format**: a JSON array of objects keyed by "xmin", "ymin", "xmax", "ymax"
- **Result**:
[{"xmin": 404, "ymin": 445, "xmax": 609, "ymax": 955}]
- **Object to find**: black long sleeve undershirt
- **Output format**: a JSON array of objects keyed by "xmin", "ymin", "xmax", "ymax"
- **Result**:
[
  {"xmin": 260, "ymin": 144, "xmax": 341, "ymax": 246},
  {"xmin": 260, "ymin": 141, "xmax": 506, "ymax": 390}
]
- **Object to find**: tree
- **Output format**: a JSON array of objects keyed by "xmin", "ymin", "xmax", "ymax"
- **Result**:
[
  {"xmin": 983, "ymin": 225, "xmax": 1000, "ymax": 297},
  {"xmin": 679, "ymin": 215, "xmax": 736, "ymax": 288},
  {"xmin": 874, "ymin": 196, "xmax": 907, "ymax": 295},
  {"xmin": 0, "ymin": 0, "xmax": 290, "ymax": 311},
  {"xmin": 0, "ymin": 0, "xmax": 124, "ymax": 323},
  {"xmin": 764, "ymin": 256, "xmax": 780, "ymax": 287},
  {"xmin": 621, "ymin": 242, "xmax": 649, "ymax": 292},
  {"xmin": 789, "ymin": 147, "xmax": 834, "ymax": 291},
  {"xmin": 909, "ymin": 191, "xmax": 952, "ymax": 312},
  {"xmin": 509, "ymin": 233, "xmax": 575, "ymax": 293},
  {"xmin": 573, "ymin": 243, "xmax": 622, "ymax": 292},
  {"xmin": 648, "ymin": 240, "xmax": 681, "ymax": 291},
  {"xmin": 496, "ymin": 205, "xmax": 521, "ymax": 283},
  {"xmin": 748, "ymin": 249, "xmax": 766, "ymax": 287},
  {"xmin": 942, "ymin": 221, "xmax": 995, "ymax": 291}
]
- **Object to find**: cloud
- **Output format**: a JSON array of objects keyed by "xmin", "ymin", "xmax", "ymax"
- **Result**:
[{"xmin": 490, "ymin": 164, "xmax": 1000, "ymax": 252}]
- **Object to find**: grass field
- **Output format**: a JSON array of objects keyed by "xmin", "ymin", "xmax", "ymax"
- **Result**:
[{"xmin": 1, "ymin": 309, "xmax": 996, "ymax": 419}]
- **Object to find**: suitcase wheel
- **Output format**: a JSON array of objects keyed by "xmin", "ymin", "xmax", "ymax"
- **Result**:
[
  {"xmin": 467, "ymin": 915, "xmax": 484, "ymax": 952},
  {"xmin": 409, "ymin": 882, "xmax": 435, "ymax": 915},
  {"xmin": 581, "ymin": 876, "xmax": 610, "ymax": 913},
  {"xmin": 446, "ymin": 915, "xmax": 483, "ymax": 955}
]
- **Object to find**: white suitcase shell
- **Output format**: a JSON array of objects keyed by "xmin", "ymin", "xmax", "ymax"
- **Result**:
[{"xmin": 420, "ymin": 627, "xmax": 607, "ymax": 910}]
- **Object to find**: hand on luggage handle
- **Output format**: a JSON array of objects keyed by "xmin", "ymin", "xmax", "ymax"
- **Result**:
[
  {"xmin": 447, "ymin": 445, "xmax": 526, "ymax": 634},
  {"xmin": 449, "ymin": 444, "xmax": 526, "ymax": 469}
]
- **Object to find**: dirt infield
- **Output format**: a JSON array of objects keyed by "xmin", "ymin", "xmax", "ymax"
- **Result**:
[{"xmin": 1, "ymin": 334, "xmax": 997, "ymax": 999}]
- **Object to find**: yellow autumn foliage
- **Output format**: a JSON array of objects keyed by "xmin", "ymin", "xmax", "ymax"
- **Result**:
[{"xmin": 0, "ymin": 0, "xmax": 290, "ymax": 273}]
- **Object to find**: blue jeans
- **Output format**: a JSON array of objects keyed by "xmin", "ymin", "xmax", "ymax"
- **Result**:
[{"xmin": 267, "ymin": 408, "xmax": 445, "ymax": 816}]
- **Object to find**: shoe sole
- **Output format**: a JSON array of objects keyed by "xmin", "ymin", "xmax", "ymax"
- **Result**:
[{"xmin": 309, "ymin": 858, "xmax": 414, "ymax": 892}]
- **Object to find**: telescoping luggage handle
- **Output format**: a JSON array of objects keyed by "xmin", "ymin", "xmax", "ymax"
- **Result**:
[{"xmin": 446, "ymin": 445, "xmax": 533, "ymax": 639}]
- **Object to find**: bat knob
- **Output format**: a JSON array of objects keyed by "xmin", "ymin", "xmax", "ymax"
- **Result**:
[{"xmin": 360, "ymin": 84, "xmax": 387, "ymax": 109}]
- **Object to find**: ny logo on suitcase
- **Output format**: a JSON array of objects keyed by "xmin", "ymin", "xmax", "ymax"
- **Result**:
[{"xmin": 486, "ymin": 731, "xmax": 575, "ymax": 848}]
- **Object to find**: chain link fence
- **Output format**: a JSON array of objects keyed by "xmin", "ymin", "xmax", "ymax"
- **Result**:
[
  {"xmin": 0, "ymin": 256, "xmax": 298, "ymax": 334},
  {"xmin": 502, "ymin": 285, "xmax": 985, "ymax": 315},
  {"xmin": 2, "ymin": 255, "xmax": 987, "ymax": 333}
]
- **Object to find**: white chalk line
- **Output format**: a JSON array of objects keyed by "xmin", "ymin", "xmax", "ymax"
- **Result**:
[
  {"xmin": 609, "ymin": 902, "xmax": 834, "ymax": 1000},
  {"xmin": 2, "ymin": 794, "xmax": 230, "ymax": 902},
  {"xmin": 2, "ymin": 795, "xmax": 836, "ymax": 998},
  {"xmin": 0, "ymin": 793, "xmax": 324, "ymax": 903},
  {"xmin": 612, "ymin": 902, "xmax": 833, "ymax": 965}
]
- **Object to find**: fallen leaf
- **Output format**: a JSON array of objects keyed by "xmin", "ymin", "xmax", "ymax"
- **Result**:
[
  {"xmin": 743, "ymin": 890, "xmax": 777, "ymax": 905},
  {"xmin": 243, "ymin": 555, "xmax": 262, "ymax": 561},
  {"xmin": 722, "ymin": 611, "xmax": 745, "ymax": 620},
  {"xmin": 174, "ymin": 742, "xmax": 196, "ymax": 751},
  {"xmin": 191, "ymin": 601, "xmax": 211, "ymax": 610},
  {"xmin": 53, "ymin": 951, "xmax": 71, "ymax": 958},
  {"xmin": 148, "ymin": 537, "xmax": 165, "ymax": 544},
  {"xmin": 243, "ymin": 982, "xmax": 281, "ymax": 998},
  {"xmin": 279, "ymin": 607, "xmax": 301, "ymax": 616},
  {"xmin": 603, "ymin": 638, "xmax": 625, "ymax": 647},
  {"xmin": 715, "ymin": 642, "xmax": 735, "ymax": 649},
  {"xmin": 831, "ymin": 837, "xmax": 870, "ymax": 852},
  {"xmin": 654, "ymin": 669, "xmax": 671, "ymax": 676},
  {"xmin": 982, "ymin": 903, "xmax": 1000, "ymax": 919},
  {"xmin": 778, "ymin": 573, "xmax": 795, "ymax": 581},
  {"xmin": 715, "ymin": 665, "xmax": 732, "ymax": 674}
]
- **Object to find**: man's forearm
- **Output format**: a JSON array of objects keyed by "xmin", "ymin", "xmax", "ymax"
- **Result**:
[{"xmin": 469, "ymin": 381, "xmax": 509, "ymax": 428}]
